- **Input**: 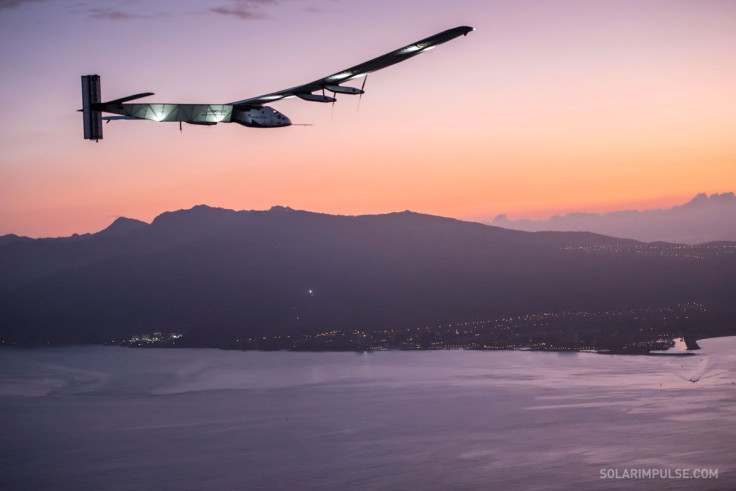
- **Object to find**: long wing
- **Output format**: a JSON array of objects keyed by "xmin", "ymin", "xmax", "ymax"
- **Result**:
[{"xmin": 229, "ymin": 26, "xmax": 473, "ymax": 107}]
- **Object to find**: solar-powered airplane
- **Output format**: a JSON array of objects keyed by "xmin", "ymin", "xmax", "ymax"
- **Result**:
[{"xmin": 81, "ymin": 26, "xmax": 473, "ymax": 141}]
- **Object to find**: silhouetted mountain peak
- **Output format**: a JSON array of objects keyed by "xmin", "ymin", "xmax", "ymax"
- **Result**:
[
  {"xmin": 0, "ymin": 234, "xmax": 33, "ymax": 246},
  {"xmin": 96, "ymin": 217, "xmax": 149, "ymax": 237},
  {"xmin": 268, "ymin": 205, "xmax": 295, "ymax": 213},
  {"xmin": 151, "ymin": 205, "xmax": 238, "ymax": 229},
  {"xmin": 381, "ymin": 210, "xmax": 450, "ymax": 221}
]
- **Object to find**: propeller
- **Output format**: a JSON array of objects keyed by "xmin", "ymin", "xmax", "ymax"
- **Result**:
[
  {"xmin": 323, "ymin": 88, "xmax": 336, "ymax": 120},
  {"xmin": 358, "ymin": 74, "xmax": 368, "ymax": 112},
  {"xmin": 331, "ymin": 93, "xmax": 337, "ymax": 119}
]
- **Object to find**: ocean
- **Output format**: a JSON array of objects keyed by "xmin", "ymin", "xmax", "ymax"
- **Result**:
[{"xmin": 1, "ymin": 338, "xmax": 734, "ymax": 490}]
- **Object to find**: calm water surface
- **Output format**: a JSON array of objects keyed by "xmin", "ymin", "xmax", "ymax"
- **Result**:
[{"xmin": 1, "ymin": 338, "xmax": 735, "ymax": 490}]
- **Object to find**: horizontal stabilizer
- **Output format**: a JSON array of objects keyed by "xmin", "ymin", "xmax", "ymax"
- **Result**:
[{"xmin": 104, "ymin": 92, "xmax": 154, "ymax": 105}]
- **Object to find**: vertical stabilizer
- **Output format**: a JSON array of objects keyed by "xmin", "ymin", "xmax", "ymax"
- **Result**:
[{"xmin": 81, "ymin": 75, "xmax": 102, "ymax": 141}]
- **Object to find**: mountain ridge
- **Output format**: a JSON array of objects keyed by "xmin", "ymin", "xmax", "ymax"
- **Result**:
[
  {"xmin": 1, "ymin": 205, "xmax": 734, "ymax": 345},
  {"xmin": 492, "ymin": 192, "xmax": 736, "ymax": 244}
]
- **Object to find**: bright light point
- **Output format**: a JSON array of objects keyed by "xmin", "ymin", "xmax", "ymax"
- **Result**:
[
  {"xmin": 308, "ymin": 289, "xmax": 314, "ymax": 296},
  {"xmin": 398, "ymin": 45, "xmax": 422, "ymax": 54},
  {"xmin": 327, "ymin": 71, "xmax": 352, "ymax": 81}
]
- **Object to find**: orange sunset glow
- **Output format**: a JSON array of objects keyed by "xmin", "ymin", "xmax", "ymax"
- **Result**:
[{"xmin": 1, "ymin": 0, "xmax": 735, "ymax": 237}]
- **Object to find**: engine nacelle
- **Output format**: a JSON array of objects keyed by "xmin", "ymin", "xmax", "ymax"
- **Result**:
[
  {"xmin": 232, "ymin": 106, "xmax": 291, "ymax": 128},
  {"xmin": 296, "ymin": 93, "xmax": 336, "ymax": 103}
]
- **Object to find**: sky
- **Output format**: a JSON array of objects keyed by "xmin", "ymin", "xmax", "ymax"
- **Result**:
[{"xmin": 0, "ymin": 0, "xmax": 734, "ymax": 237}]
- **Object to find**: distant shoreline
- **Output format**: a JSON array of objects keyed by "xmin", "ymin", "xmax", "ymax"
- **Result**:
[{"xmin": 5, "ymin": 336, "xmax": 728, "ymax": 356}]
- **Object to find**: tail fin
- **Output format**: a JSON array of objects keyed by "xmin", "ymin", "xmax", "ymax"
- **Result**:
[{"xmin": 81, "ymin": 75, "xmax": 102, "ymax": 141}]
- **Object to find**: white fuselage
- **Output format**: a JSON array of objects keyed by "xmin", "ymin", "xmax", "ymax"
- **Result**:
[{"xmin": 98, "ymin": 102, "xmax": 291, "ymax": 128}]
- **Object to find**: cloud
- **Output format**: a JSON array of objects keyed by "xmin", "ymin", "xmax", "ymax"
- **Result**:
[
  {"xmin": 209, "ymin": 0, "xmax": 278, "ymax": 20},
  {"xmin": 84, "ymin": 3, "xmax": 169, "ymax": 21},
  {"xmin": 87, "ymin": 8, "xmax": 145, "ymax": 20},
  {"xmin": 0, "ymin": 0, "xmax": 46, "ymax": 9},
  {"xmin": 66, "ymin": 0, "xmax": 321, "ymax": 22}
]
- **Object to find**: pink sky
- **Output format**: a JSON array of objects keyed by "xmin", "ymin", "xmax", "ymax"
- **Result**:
[{"xmin": 1, "ymin": 0, "xmax": 734, "ymax": 237}]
